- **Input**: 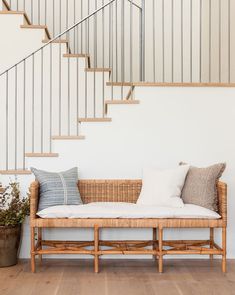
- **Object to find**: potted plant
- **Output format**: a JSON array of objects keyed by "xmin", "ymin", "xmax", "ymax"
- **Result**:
[{"xmin": 0, "ymin": 181, "xmax": 29, "ymax": 267}]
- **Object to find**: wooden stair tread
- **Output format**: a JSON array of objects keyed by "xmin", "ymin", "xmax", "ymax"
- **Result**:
[
  {"xmin": 106, "ymin": 82, "xmax": 235, "ymax": 87},
  {"xmin": 63, "ymin": 53, "xmax": 90, "ymax": 58},
  {"xmin": 25, "ymin": 153, "xmax": 59, "ymax": 157},
  {"xmin": 52, "ymin": 135, "xmax": 85, "ymax": 140},
  {"xmin": 106, "ymin": 82, "xmax": 133, "ymax": 86},
  {"xmin": 105, "ymin": 100, "xmax": 140, "ymax": 105},
  {"xmin": 0, "ymin": 10, "xmax": 31, "ymax": 24},
  {"xmin": 85, "ymin": 68, "xmax": 111, "ymax": 72},
  {"xmin": 131, "ymin": 82, "xmax": 235, "ymax": 87},
  {"xmin": 0, "ymin": 170, "xmax": 31, "ymax": 175},
  {"xmin": 20, "ymin": 25, "xmax": 51, "ymax": 39},
  {"xmin": 20, "ymin": 24, "xmax": 47, "ymax": 29},
  {"xmin": 78, "ymin": 118, "xmax": 112, "ymax": 122}
]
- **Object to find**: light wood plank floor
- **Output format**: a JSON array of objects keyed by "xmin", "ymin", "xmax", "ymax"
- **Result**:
[{"xmin": 0, "ymin": 259, "xmax": 235, "ymax": 295}]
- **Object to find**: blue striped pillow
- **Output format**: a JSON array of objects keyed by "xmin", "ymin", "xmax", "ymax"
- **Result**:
[{"xmin": 31, "ymin": 167, "xmax": 83, "ymax": 211}]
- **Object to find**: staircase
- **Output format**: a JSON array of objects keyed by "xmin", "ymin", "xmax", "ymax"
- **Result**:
[
  {"xmin": 0, "ymin": 0, "xmax": 143, "ymax": 174},
  {"xmin": 0, "ymin": 0, "xmax": 234, "ymax": 174}
]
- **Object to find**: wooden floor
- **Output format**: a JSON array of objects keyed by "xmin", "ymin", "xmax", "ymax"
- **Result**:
[{"xmin": 0, "ymin": 259, "xmax": 235, "ymax": 295}]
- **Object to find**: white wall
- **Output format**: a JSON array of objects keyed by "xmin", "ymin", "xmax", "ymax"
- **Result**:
[{"xmin": 1, "ymin": 86, "xmax": 234, "ymax": 259}]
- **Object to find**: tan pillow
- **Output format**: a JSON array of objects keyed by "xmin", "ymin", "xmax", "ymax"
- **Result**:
[{"xmin": 180, "ymin": 163, "xmax": 226, "ymax": 211}]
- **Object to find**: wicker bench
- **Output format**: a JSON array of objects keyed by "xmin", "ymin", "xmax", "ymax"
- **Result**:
[{"xmin": 29, "ymin": 179, "xmax": 227, "ymax": 273}]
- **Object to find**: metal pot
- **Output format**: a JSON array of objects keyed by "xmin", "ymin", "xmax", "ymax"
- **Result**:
[{"xmin": 0, "ymin": 225, "xmax": 21, "ymax": 267}]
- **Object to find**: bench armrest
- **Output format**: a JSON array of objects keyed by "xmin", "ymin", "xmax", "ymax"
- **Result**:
[
  {"xmin": 29, "ymin": 181, "xmax": 39, "ymax": 221},
  {"xmin": 217, "ymin": 181, "xmax": 227, "ymax": 225}
]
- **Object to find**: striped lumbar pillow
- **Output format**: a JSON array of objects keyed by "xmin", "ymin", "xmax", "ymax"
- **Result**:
[{"xmin": 31, "ymin": 167, "xmax": 83, "ymax": 211}]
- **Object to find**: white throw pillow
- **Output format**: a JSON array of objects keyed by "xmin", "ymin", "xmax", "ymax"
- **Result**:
[{"xmin": 137, "ymin": 166, "xmax": 190, "ymax": 207}]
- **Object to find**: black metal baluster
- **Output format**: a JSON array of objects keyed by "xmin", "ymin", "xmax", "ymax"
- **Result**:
[
  {"xmin": 6, "ymin": 71, "xmax": 9, "ymax": 171},
  {"xmin": 41, "ymin": 49, "xmax": 44, "ymax": 153},
  {"xmin": 32, "ymin": 54, "xmax": 35, "ymax": 152},
  {"xmin": 23, "ymin": 60, "xmax": 26, "ymax": 169},
  {"xmin": 50, "ymin": 43, "xmax": 52, "ymax": 152},
  {"xmin": 15, "ymin": 66, "xmax": 17, "ymax": 170}
]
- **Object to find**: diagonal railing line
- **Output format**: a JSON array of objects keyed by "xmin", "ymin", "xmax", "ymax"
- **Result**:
[
  {"xmin": 127, "ymin": 0, "xmax": 141, "ymax": 10},
  {"xmin": 0, "ymin": 0, "xmax": 118, "ymax": 76}
]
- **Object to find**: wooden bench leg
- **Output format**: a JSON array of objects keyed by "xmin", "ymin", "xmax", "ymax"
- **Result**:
[
  {"xmin": 158, "ymin": 227, "xmax": 163, "ymax": 273},
  {"xmin": 222, "ymin": 227, "xmax": 227, "ymax": 273},
  {"xmin": 38, "ymin": 228, "xmax": 42, "ymax": 263},
  {"xmin": 31, "ymin": 227, "xmax": 36, "ymax": 273},
  {"xmin": 210, "ymin": 228, "xmax": 214, "ymax": 261},
  {"xmin": 94, "ymin": 226, "xmax": 99, "ymax": 273},
  {"xmin": 153, "ymin": 228, "xmax": 157, "ymax": 260}
]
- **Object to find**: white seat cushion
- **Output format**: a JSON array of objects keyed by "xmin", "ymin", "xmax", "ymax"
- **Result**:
[{"xmin": 37, "ymin": 202, "xmax": 221, "ymax": 219}]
